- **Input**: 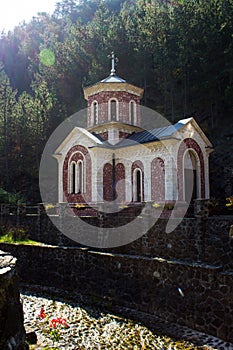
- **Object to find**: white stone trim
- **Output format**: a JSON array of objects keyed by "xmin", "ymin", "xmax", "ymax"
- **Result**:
[{"xmin": 129, "ymin": 100, "xmax": 136, "ymax": 125}]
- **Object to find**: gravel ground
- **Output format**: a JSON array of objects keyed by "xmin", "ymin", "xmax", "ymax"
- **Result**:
[{"xmin": 21, "ymin": 290, "xmax": 216, "ymax": 350}]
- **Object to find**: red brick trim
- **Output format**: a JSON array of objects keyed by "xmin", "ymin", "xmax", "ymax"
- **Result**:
[
  {"xmin": 115, "ymin": 163, "xmax": 125, "ymax": 203},
  {"xmin": 63, "ymin": 145, "xmax": 92, "ymax": 203},
  {"xmin": 177, "ymin": 138, "xmax": 205, "ymax": 201},
  {"xmin": 103, "ymin": 163, "xmax": 113, "ymax": 201},
  {"xmin": 151, "ymin": 157, "xmax": 165, "ymax": 201},
  {"xmin": 131, "ymin": 160, "xmax": 144, "ymax": 202},
  {"xmin": 87, "ymin": 91, "xmax": 141, "ymax": 126}
]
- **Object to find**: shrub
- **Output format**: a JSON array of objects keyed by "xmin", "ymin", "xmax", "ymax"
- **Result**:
[{"xmin": 0, "ymin": 187, "xmax": 25, "ymax": 204}]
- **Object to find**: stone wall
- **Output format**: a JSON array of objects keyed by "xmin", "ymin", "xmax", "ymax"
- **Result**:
[
  {"xmin": 1, "ymin": 243, "xmax": 233, "ymax": 343},
  {"xmin": 1, "ymin": 210, "xmax": 233, "ymax": 268},
  {"xmin": 0, "ymin": 250, "xmax": 26, "ymax": 350}
]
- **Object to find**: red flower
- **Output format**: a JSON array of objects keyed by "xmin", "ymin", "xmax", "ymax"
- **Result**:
[
  {"xmin": 50, "ymin": 319, "xmax": 58, "ymax": 328},
  {"xmin": 38, "ymin": 308, "xmax": 46, "ymax": 319},
  {"xmin": 49, "ymin": 317, "xmax": 69, "ymax": 329}
]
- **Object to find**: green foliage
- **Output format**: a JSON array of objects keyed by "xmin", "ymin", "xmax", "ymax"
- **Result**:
[
  {"xmin": 0, "ymin": 187, "xmax": 25, "ymax": 204},
  {"xmin": 0, "ymin": 225, "xmax": 38, "ymax": 244},
  {"xmin": 0, "ymin": 0, "xmax": 232, "ymax": 201}
]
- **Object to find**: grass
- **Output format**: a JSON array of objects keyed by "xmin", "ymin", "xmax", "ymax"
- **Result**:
[
  {"xmin": 0, "ymin": 225, "xmax": 40, "ymax": 245},
  {"xmin": 0, "ymin": 233, "xmax": 40, "ymax": 245}
]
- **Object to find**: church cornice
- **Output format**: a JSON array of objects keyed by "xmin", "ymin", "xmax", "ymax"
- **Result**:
[
  {"xmin": 83, "ymin": 82, "xmax": 144, "ymax": 100},
  {"xmin": 88, "ymin": 121, "xmax": 144, "ymax": 134}
]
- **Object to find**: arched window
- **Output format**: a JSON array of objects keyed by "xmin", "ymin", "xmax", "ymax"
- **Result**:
[
  {"xmin": 129, "ymin": 101, "xmax": 136, "ymax": 124},
  {"xmin": 77, "ymin": 161, "xmax": 83, "ymax": 194},
  {"xmin": 108, "ymin": 99, "xmax": 118, "ymax": 121},
  {"xmin": 69, "ymin": 159, "xmax": 84, "ymax": 194},
  {"xmin": 92, "ymin": 101, "xmax": 98, "ymax": 125},
  {"xmin": 70, "ymin": 162, "xmax": 76, "ymax": 194},
  {"xmin": 133, "ymin": 168, "xmax": 143, "ymax": 202}
]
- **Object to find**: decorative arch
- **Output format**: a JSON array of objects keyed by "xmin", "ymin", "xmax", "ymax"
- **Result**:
[
  {"xmin": 177, "ymin": 138, "xmax": 205, "ymax": 201},
  {"xmin": 151, "ymin": 157, "xmax": 165, "ymax": 201},
  {"xmin": 63, "ymin": 145, "xmax": 92, "ymax": 203},
  {"xmin": 77, "ymin": 160, "xmax": 84, "ymax": 194},
  {"xmin": 92, "ymin": 100, "xmax": 98, "ymax": 125},
  {"xmin": 129, "ymin": 100, "xmax": 136, "ymax": 125},
  {"xmin": 183, "ymin": 149, "xmax": 200, "ymax": 202},
  {"xmin": 108, "ymin": 98, "xmax": 119, "ymax": 121},
  {"xmin": 132, "ymin": 160, "xmax": 144, "ymax": 202}
]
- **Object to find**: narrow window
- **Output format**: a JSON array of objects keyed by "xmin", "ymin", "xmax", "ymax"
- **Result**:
[
  {"xmin": 71, "ymin": 163, "xmax": 76, "ymax": 194},
  {"xmin": 110, "ymin": 100, "xmax": 117, "ymax": 121},
  {"xmin": 130, "ymin": 101, "xmax": 136, "ymax": 124},
  {"xmin": 93, "ymin": 101, "xmax": 98, "ymax": 125},
  {"xmin": 136, "ymin": 170, "xmax": 141, "ymax": 202},
  {"xmin": 77, "ymin": 161, "xmax": 83, "ymax": 194}
]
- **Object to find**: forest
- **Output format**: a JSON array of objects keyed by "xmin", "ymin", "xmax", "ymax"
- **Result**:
[{"xmin": 0, "ymin": 0, "xmax": 232, "ymax": 203}]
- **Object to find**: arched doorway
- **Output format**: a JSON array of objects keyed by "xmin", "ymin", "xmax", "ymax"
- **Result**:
[{"xmin": 183, "ymin": 150, "xmax": 200, "ymax": 202}]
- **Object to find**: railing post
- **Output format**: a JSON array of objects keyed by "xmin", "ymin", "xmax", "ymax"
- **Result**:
[
  {"xmin": 37, "ymin": 203, "xmax": 46, "ymax": 242},
  {"xmin": 58, "ymin": 202, "xmax": 68, "ymax": 246}
]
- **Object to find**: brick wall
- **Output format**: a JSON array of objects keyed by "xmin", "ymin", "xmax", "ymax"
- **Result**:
[
  {"xmin": 151, "ymin": 157, "xmax": 165, "ymax": 201},
  {"xmin": 63, "ymin": 145, "xmax": 92, "ymax": 203},
  {"xmin": 87, "ymin": 92, "xmax": 140, "ymax": 126}
]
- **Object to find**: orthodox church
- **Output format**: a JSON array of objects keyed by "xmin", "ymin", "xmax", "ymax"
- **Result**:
[{"xmin": 54, "ymin": 53, "xmax": 213, "ymax": 208}]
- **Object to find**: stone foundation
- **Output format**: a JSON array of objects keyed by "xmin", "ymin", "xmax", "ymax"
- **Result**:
[
  {"xmin": 7, "ymin": 212, "xmax": 232, "ymax": 268},
  {"xmin": 1, "ymin": 243, "xmax": 233, "ymax": 343}
]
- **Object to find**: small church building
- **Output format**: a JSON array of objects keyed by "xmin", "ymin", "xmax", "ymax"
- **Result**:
[{"xmin": 54, "ymin": 53, "xmax": 213, "ymax": 208}]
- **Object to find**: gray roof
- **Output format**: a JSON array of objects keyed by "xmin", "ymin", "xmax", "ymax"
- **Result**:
[
  {"xmin": 91, "ymin": 118, "xmax": 192, "ymax": 149},
  {"xmin": 101, "ymin": 74, "xmax": 126, "ymax": 83}
]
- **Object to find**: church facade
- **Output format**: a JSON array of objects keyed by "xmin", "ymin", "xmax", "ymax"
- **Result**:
[{"xmin": 54, "ymin": 54, "xmax": 213, "ymax": 208}]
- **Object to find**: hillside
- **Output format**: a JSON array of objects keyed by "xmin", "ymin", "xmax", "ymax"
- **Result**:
[{"xmin": 0, "ymin": 0, "xmax": 232, "ymax": 202}]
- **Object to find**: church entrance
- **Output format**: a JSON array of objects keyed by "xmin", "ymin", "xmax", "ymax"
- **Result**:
[{"xmin": 184, "ymin": 150, "xmax": 199, "ymax": 202}]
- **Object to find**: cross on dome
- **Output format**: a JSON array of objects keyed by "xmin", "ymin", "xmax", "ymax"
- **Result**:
[{"xmin": 108, "ymin": 51, "xmax": 118, "ymax": 76}]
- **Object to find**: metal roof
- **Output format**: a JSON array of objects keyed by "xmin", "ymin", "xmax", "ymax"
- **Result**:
[
  {"xmin": 101, "ymin": 74, "xmax": 126, "ymax": 83},
  {"xmin": 115, "ymin": 123, "xmax": 183, "ymax": 148},
  {"xmin": 91, "ymin": 118, "xmax": 193, "ymax": 149}
]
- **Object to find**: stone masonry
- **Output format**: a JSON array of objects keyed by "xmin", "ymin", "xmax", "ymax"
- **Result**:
[
  {"xmin": 1, "ymin": 243, "xmax": 233, "ymax": 343},
  {"xmin": 0, "ymin": 250, "xmax": 26, "ymax": 350}
]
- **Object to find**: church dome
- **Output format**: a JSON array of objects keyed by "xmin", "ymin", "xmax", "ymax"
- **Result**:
[{"xmin": 83, "ymin": 52, "xmax": 143, "ymax": 131}]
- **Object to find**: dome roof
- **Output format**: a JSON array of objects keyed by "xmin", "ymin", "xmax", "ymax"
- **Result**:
[
  {"xmin": 83, "ymin": 52, "xmax": 143, "ymax": 99},
  {"xmin": 101, "ymin": 74, "xmax": 126, "ymax": 83}
]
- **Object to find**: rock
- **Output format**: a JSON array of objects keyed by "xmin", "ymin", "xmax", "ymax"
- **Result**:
[
  {"xmin": 25, "ymin": 331, "xmax": 37, "ymax": 344},
  {"xmin": 0, "ymin": 250, "xmax": 27, "ymax": 350}
]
